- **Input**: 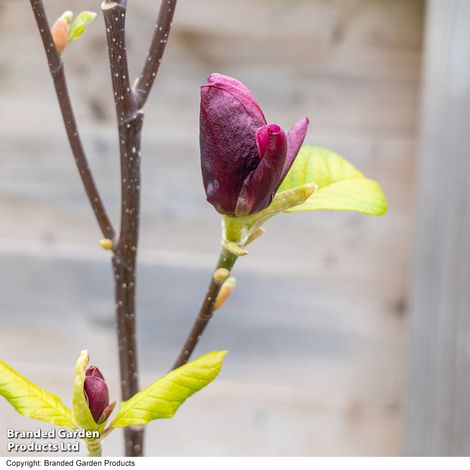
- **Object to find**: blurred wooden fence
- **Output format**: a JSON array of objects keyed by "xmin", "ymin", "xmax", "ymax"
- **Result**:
[
  {"xmin": 0, "ymin": 0, "xmax": 424, "ymax": 456},
  {"xmin": 406, "ymin": 0, "xmax": 470, "ymax": 456}
]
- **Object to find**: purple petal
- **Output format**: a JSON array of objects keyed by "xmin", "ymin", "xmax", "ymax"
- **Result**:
[
  {"xmin": 86, "ymin": 366, "xmax": 104, "ymax": 380},
  {"xmin": 256, "ymin": 123, "xmax": 282, "ymax": 158},
  {"xmin": 281, "ymin": 117, "xmax": 309, "ymax": 181},
  {"xmin": 207, "ymin": 73, "xmax": 267, "ymax": 128},
  {"xmin": 235, "ymin": 125, "xmax": 287, "ymax": 216},
  {"xmin": 200, "ymin": 81, "xmax": 262, "ymax": 214},
  {"xmin": 84, "ymin": 376, "xmax": 109, "ymax": 423}
]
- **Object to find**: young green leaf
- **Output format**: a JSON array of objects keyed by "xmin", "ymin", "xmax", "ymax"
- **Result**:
[
  {"xmin": 277, "ymin": 146, "xmax": 387, "ymax": 215},
  {"xmin": 111, "ymin": 351, "xmax": 227, "ymax": 428},
  {"xmin": 67, "ymin": 11, "xmax": 96, "ymax": 42},
  {"xmin": 72, "ymin": 350, "xmax": 98, "ymax": 431},
  {"xmin": 60, "ymin": 11, "xmax": 73, "ymax": 25},
  {"xmin": 0, "ymin": 359, "xmax": 75, "ymax": 428}
]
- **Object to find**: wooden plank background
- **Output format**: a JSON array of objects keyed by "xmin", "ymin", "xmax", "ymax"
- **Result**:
[
  {"xmin": 406, "ymin": 0, "xmax": 470, "ymax": 456},
  {"xmin": 0, "ymin": 0, "xmax": 423, "ymax": 456}
]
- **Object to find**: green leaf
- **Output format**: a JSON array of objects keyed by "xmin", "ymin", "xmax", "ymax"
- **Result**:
[
  {"xmin": 72, "ymin": 350, "xmax": 98, "ymax": 431},
  {"xmin": 67, "ymin": 11, "xmax": 96, "ymax": 42},
  {"xmin": 60, "ymin": 11, "xmax": 73, "ymax": 25},
  {"xmin": 0, "ymin": 359, "xmax": 75, "ymax": 428},
  {"xmin": 111, "ymin": 351, "xmax": 227, "ymax": 428},
  {"xmin": 277, "ymin": 146, "xmax": 387, "ymax": 215}
]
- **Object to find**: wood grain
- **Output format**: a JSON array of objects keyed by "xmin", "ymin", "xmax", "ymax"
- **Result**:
[
  {"xmin": 406, "ymin": 0, "xmax": 470, "ymax": 456},
  {"xmin": 0, "ymin": 0, "xmax": 423, "ymax": 455}
]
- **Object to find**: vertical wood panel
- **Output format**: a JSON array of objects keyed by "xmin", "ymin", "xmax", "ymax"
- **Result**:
[{"xmin": 406, "ymin": 0, "xmax": 470, "ymax": 455}]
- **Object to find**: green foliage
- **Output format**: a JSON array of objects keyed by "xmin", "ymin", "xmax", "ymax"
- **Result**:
[
  {"xmin": 222, "ymin": 183, "xmax": 315, "ymax": 250},
  {"xmin": 72, "ymin": 350, "xmax": 98, "ymax": 431},
  {"xmin": 0, "ymin": 359, "xmax": 75, "ymax": 428},
  {"xmin": 111, "ymin": 351, "xmax": 227, "ymax": 428},
  {"xmin": 278, "ymin": 146, "xmax": 387, "ymax": 215},
  {"xmin": 68, "ymin": 11, "xmax": 97, "ymax": 42},
  {"xmin": 60, "ymin": 11, "xmax": 73, "ymax": 25}
]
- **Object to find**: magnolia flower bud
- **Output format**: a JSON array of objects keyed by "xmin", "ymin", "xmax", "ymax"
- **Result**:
[
  {"xmin": 200, "ymin": 73, "xmax": 309, "ymax": 216},
  {"xmin": 84, "ymin": 366, "xmax": 110, "ymax": 423}
]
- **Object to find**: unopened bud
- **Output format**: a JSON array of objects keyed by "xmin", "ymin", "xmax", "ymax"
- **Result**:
[
  {"xmin": 213, "ymin": 268, "xmax": 230, "ymax": 283},
  {"xmin": 84, "ymin": 366, "xmax": 110, "ymax": 423},
  {"xmin": 99, "ymin": 239, "xmax": 113, "ymax": 251},
  {"xmin": 51, "ymin": 12, "xmax": 72, "ymax": 53},
  {"xmin": 214, "ymin": 277, "xmax": 236, "ymax": 310}
]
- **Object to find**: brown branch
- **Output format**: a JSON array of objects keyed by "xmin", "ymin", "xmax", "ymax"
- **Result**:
[
  {"xmin": 102, "ymin": 0, "xmax": 143, "ymax": 457},
  {"xmin": 102, "ymin": 0, "xmax": 178, "ymax": 456},
  {"xmin": 172, "ymin": 249, "xmax": 238, "ymax": 369},
  {"xmin": 29, "ymin": 0, "xmax": 115, "ymax": 241},
  {"xmin": 134, "ymin": 0, "xmax": 177, "ymax": 108},
  {"xmin": 31, "ymin": 0, "xmax": 179, "ymax": 458}
]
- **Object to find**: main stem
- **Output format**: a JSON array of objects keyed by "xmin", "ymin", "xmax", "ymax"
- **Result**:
[
  {"xmin": 31, "ymin": 0, "xmax": 176, "ymax": 457},
  {"xmin": 172, "ymin": 248, "xmax": 238, "ymax": 369},
  {"xmin": 111, "ymin": 114, "xmax": 143, "ymax": 457},
  {"xmin": 103, "ymin": 0, "xmax": 176, "ymax": 456},
  {"xmin": 102, "ymin": 0, "xmax": 143, "ymax": 456}
]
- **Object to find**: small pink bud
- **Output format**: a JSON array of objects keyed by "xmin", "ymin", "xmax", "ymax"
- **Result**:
[
  {"xmin": 51, "ymin": 18, "xmax": 69, "ymax": 53},
  {"xmin": 51, "ymin": 11, "xmax": 72, "ymax": 54}
]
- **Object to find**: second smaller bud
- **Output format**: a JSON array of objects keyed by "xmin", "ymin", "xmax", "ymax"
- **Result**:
[
  {"xmin": 214, "ymin": 278, "xmax": 236, "ymax": 311},
  {"xmin": 84, "ymin": 366, "xmax": 115, "ymax": 424}
]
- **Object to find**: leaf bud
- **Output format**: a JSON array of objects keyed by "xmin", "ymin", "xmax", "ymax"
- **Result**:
[
  {"xmin": 51, "ymin": 11, "xmax": 73, "ymax": 53},
  {"xmin": 214, "ymin": 277, "xmax": 237, "ymax": 310},
  {"xmin": 99, "ymin": 239, "xmax": 114, "ymax": 251},
  {"xmin": 213, "ymin": 268, "xmax": 230, "ymax": 283}
]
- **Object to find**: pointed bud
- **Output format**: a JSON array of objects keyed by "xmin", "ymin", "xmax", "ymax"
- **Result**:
[
  {"xmin": 51, "ymin": 11, "xmax": 73, "ymax": 54},
  {"xmin": 214, "ymin": 277, "xmax": 236, "ymax": 310},
  {"xmin": 84, "ymin": 366, "xmax": 110, "ymax": 423}
]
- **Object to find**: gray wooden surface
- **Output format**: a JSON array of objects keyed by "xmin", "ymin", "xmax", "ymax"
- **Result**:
[
  {"xmin": 406, "ymin": 0, "xmax": 470, "ymax": 456},
  {"xmin": 0, "ymin": 0, "xmax": 423, "ymax": 456}
]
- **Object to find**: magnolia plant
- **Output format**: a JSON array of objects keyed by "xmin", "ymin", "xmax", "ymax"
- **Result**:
[
  {"xmin": 0, "ymin": 351, "xmax": 225, "ymax": 456},
  {"xmin": 0, "ymin": 1, "xmax": 386, "ymax": 458}
]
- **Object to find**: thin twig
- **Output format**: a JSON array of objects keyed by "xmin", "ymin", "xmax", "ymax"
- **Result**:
[
  {"xmin": 134, "ymin": 0, "xmax": 177, "ymax": 108},
  {"xmin": 172, "ymin": 249, "xmax": 238, "ymax": 369},
  {"xmin": 29, "ymin": 0, "xmax": 115, "ymax": 241}
]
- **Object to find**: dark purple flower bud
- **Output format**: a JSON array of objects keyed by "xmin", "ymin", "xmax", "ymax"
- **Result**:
[
  {"xmin": 84, "ymin": 366, "xmax": 110, "ymax": 423},
  {"xmin": 200, "ymin": 73, "xmax": 309, "ymax": 216}
]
